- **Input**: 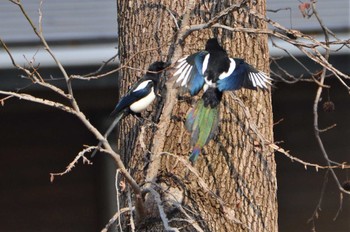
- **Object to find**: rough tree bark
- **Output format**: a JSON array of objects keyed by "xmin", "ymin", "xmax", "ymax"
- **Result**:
[{"xmin": 116, "ymin": 0, "xmax": 277, "ymax": 231}]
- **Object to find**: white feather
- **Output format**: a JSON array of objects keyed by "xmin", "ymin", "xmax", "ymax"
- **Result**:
[
  {"xmin": 181, "ymin": 66, "xmax": 193, "ymax": 87},
  {"xmin": 256, "ymin": 74, "xmax": 267, "ymax": 88},
  {"xmin": 133, "ymin": 80, "xmax": 151, "ymax": 92},
  {"xmin": 261, "ymin": 72, "xmax": 272, "ymax": 82},
  {"xmin": 178, "ymin": 64, "xmax": 191, "ymax": 86},
  {"xmin": 177, "ymin": 56, "xmax": 188, "ymax": 63},
  {"xmin": 174, "ymin": 61, "xmax": 188, "ymax": 77},
  {"xmin": 218, "ymin": 58, "xmax": 236, "ymax": 80},
  {"xmin": 258, "ymin": 72, "xmax": 272, "ymax": 87},
  {"xmin": 130, "ymin": 87, "xmax": 156, "ymax": 113},
  {"xmin": 202, "ymin": 54, "xmax": 210, "ymax": 74},
  {"xmin": 176, "ymin": 59, "xmax": 186, "ymax": 67},
  {"xmin": 250, "ymin": 71, "xmax": 272, "ymax": 89},
  {"xmin": 259, "ymin": 73, "xmax": 270, "ymax": 88},
  {"xmin": 253, "ymin": 73, "xmax": 263, "ymax": 87},
  {"xmin": 249, "ymin": 73, "xmax": 257, "ymax": 87}
]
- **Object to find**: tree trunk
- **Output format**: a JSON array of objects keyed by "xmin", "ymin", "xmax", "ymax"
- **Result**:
[{"xmin": 116, "ymin": 0, "xmax": 277, "ymax": 231}]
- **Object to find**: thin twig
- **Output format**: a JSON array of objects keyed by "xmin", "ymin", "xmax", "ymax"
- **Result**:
[
  {"xmin": 311, "ymin": 1, "xmax": 350, "ymax": 195},
  {"xmin": 70, "ymin": 45, "xmax": 169, "ymax": 80},
  {"xmin": 7, "ymin": 0, "xmax": 147, "ymax": 216},
  {"xmin": 0, "ymin": 90, "xmax": 74, "ymax": 113},
  {"xmin": 84, "ymin": 52, "xmax": 120, "ymax": 77},
  {"xmin": 307, "ymin": 170, "xmax": 329, "ymax": 230},
  {"xmin": 127, "ymin": 185, "xmax": 136, "ymax": 232},
  {"xmin": 181, "ymin": 0, "xmax": 248, "ymax": 41},
  {"xmin": 101, "ymin": 207, "xmax": 131, "ymax": 232},
  {"xmin": 227, "ymin": 93, "xmax": 350, "ymax": 171},
  {"xmin": 115, "ymin": 169, "xmax": 123, "ymax": 232},
  {"xmin": 0, "ymin": 39, "xmax": 70, "ymax": 98},
  {"xmin": 270, "ymin": 37, "xmax": 330, "ymax": 88},
  {"xmin": 50, "ymin": 146, "xmax": 94, "ymax": 182}
]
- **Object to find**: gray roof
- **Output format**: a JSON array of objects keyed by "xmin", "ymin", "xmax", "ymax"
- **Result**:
[
  {"xmin": 1, "ymin": 0, "xmax": 118, "ymax": 68},
  {"xmin": 0, "ymin": 0, "xmax": 117, "ymax": 43},
  {"xmin": 0, "ymin": 0, "xmax": 348, "ymax": 68}
]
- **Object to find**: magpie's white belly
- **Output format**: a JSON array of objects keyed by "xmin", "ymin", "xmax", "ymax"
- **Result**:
[{"xmin": 130, "ymin": 89, "xmax": 156, "ymax": 113}]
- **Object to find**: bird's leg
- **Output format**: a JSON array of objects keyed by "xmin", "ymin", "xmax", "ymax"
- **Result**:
[{"xmin": 132, "ymin": 112, "xmax": 143, "ymax": 123}]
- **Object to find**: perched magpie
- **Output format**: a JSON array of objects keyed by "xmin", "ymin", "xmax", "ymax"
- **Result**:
[
  {"xmin": 185, "ymin": 87, "xmax": 221, "ymax": 163},
  {"xmin": 173, "ymin": 38, "xmax": 271, "ymax": 95},
  {"xmin": 174, "ymin": 38, "xmax": 271, "ymax": 162},
  {"xmin": 91, "ymin": 61, "xmax": 168, "ymax": 157}
]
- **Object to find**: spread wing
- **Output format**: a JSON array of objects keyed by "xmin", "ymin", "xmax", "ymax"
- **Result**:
[
  {"xmin": 217, "ymin": 58, "xmax": 272, "ymax": 92},
  {"xmin": 174, "ymin": 51, "xmax": 208, "ymax": 96}
]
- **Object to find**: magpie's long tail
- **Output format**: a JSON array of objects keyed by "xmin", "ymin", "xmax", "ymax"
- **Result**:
[
  {"xmin": 185, "ymin": 92, "xmax": 220, "ymax": 163},
  {"xmin": 91, "ymin": 111, "xmax": 125, "ymax": 158},
  {"xmin": 189, "ymin": 146, "xmax": 201, "ymax": 163}
]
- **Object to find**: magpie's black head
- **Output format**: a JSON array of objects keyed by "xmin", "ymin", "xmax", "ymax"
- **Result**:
[
  {"xmin": 147, "ymin": 61, "xmax": 169, "ymax": 72},
  {"xmin": 205, "ymin": 38, "xmax": 224, "ymax": 52}
]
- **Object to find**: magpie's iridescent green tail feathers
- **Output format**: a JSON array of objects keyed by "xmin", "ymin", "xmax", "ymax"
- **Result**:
[
  {"xmin": 189, "ymin": 146, "xmax": 201, "ymax": 163},
  {"xmin": 186, "ymin": 99, "xmax": 220, "ymax": 163}
]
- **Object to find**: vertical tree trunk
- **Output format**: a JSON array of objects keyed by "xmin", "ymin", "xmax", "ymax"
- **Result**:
[{"xmin": 116, "ymin": 0, "xmax": 277, "ymax": 231}]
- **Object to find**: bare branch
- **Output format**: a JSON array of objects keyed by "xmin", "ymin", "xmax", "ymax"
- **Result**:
[
  {"xmin": 10, "ymin": 0, "xmax": 80, "ymax": 110},
  {"xmin": 115, "ymin": 170, "xmax": 123, "ymax": 232},
  {"xmin": 50, "ymin": 146, "xmax": 94, "ymax": 182},
  {"xmin": 83, "ymin": 52, "xmax": 120, "ymax": 78},
  {"xmin": 270, "ymin": 143, "xmax": 349, "ymax": 171},
  {"xmin": 227, "ymin": 93, "xmax": 350, "ymax": 171},
  {"xmin": 127, "ymin": 185, "xmax": 136, "ymax": 232},
  {"xmin": 333, "ymin": 192, "xmax": 344, "ymax": 221},
  {"xmin": 181, "ymin": 0, "xmax": 248, "ymax": 41},
  {"xmin": 70, "ymin": 45, "xmax": 169, "ymax": 80},
  {"xmin": 270, "ymin": 37, "xmax": 330, "ymax": 88},
  {"xmin": 307, "ymin": 170, "xmax": 329, "ymax": 230},
  {"xmin": 101, "ymin": 207, "xmax": 131, "ymax": 232},
  {"xmin": 0, "ymin": 39, "xmax": 70, "ymax": 99},
  {"xmin": 6, "ymin": 1, "xmax": 148, "ymax": 216},
  {"xmin": 143, "ymin": 0, "xmax": 198, "ymax": 207},
  {"xmin": 178, "ymin": 5, "xmax": 350, "ymax": 92},
  {"xmin": 0, "ymin": 90, "xmax": 74, "ymax": 114},
  {"xmin": 311, "ymin": 1, "xmax": 350, "ymax": 195}
]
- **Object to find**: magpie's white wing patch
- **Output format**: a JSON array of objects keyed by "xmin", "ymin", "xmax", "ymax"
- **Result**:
[
  {"xmin": 248, "ymin": 71, "xmax": 272, "ymax": 89},
  {"xmin": 133, "ymin": 80, "xmax": 152, "ymax": 92},
  {"xmin": 173, "ymin": 57, "xmax": 188, "ymax": 76},
  {"xmin": 180, "ymin": 65, "xmax": 193, "ymax": 87},
  {"xmin": 173, "ymin": 52, "xmax": 207, "ymax": 96},
  {"xmin": 202, "ymin": 54, "xmax": 210, "ymax": 75},
  {"xmin": 174, "ymin": 56, "xmax": 193, "ymax": 87},
  {"xmin": 218, "ymin": 58, "xmax": 236, "ymax": 80}
]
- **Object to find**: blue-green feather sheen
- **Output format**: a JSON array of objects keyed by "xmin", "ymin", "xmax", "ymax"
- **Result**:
[{"xmin": 186, "ymin": 99, "xmax": 219, "ymax": 149}]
